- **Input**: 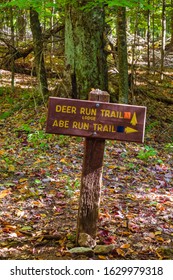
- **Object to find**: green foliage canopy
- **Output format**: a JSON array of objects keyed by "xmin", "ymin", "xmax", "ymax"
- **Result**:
[
  {"xmin": 0, "ymin": 0, "xmax": 152, "ymax": 11},
  {"xmin": 0, "ymin": 0, "xmax": 57, "ymax": 12}
]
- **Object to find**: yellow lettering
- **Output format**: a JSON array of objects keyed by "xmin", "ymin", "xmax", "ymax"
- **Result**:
[
  {"xmin": 101, "ymin": 109, "xmax": 105, "ymax": 117},
  {"xmin": 103, "ymin": 125, "xmax": 109, "ymax": 132},
  {"xmin": 93, "ymin": 123, "xmax": 97, "ymax": 130},
  {"xmin": 64, "ymin": 120, "xmax": 69, "ymax": 128},
  {"xmin": 93, "ymin": 123, "xmax": 116, "ymax": 132},
  {"xmin": 97, "ymin": 124, "xmax": 103, "ymax": 131},
  {"xmin": 101, "ymin": 109, "xmax": 124, "ymax": 119},
  {"xmin": 101, "ymin": 109, "xmax": 110, "ymax": 117},
  {"xmin": 104, "ymin": 125, "xmax": 116, "ymax": 132},
  {"xmin": 83, "ymin": 123, "xmax": 89, "ymax": 130},
  {"xmin": 71, "ymin": 106, "xmax": 77, "ymax": 114},
  {"xmin": 110, "ymin": 111, "xmax": 117, "ymax": 118},
  {"xmin": 53, "ymin": 120, "xmax": 58, "ymax": 126},
  {"xmin": 72, "ymin": 122, "xmax": 89, "ymax": 130},
  {"xmin": 111, "ymin": 125, "xmax": 116, "ymax": 132},
  {"xmin": 52, "ymin": 120, "xmax": 69, "ymax": 128},
  {"xmin": 80, "ymin": 107, "xmax": 97, "ymax": 116},
  {"xmin": 105, "ymin": 110, "xmax": 110, "ymax": 117},
  {"xmin": 91, "ymin": 108, "xmax": 97, "ymax": 116},
  {"xmin": 80, "ymin": 108, "xmax": 85, "ymax": 115},
  {"xmin": 119, "ymin": 111, "xmax": 123, "ymax": 118},
  {"xmin": 56, "ymin": 105, "xmax": 76, "ymax": 114},
  {"xmin": 56, "ymin": 105, "xmax": 61, "ymax": 112},
  {"xmin": 82, "ymin": 115, "xmax": 96, "ymax": 121},
  {"xmin": 61, "ymin": 106, "xmax": 67, "ymax": 113}
]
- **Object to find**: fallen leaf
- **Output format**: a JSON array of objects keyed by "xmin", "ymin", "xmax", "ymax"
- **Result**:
[
  {"xmin": 8, "ymin": 165, "xmax": 15, "ymax": 172},
  {"xmin": 9, "ymin": 232, "xmax": 18, "ymax": 238},
  {"xmin": 0, "ymin": 189, "xmax": 11, "ymax": 199},
  {"xmin": 2, "ymin": 225, "xmax": 17, "ymax": 233},
  {"xmin": 108, "ymin": 165, "xmax": 117, "ymax": 169},
  {"xmin": 0, "ymin": 149, "xmax": 5, "ymax": 155},
  {"xmin": 40, "ymin": 213, "xmax": 47, "ymax": 218},
  {"xmin": 20, "ymin": 226, "xmax": 32, "ymax": 231},
  {"xmin": 19, "ymin": 178, "xmax": 28, "ymax": 183},
  {"xmin": 56, "ymin": 252, "xmax": 62, "ymax": 257},
  {"xmin": 155, "ymin": 231, "xmax": 162, "ymax": 235},
  {"xmin": 156, "ymin": 237, "xmax": 164, "ymax": 242},
  {"xmin": 148, "ymin": 232, "xmax": 155, "ymax": 238},
  {"xmin": 35, "ymin": 179, "xmax": 42, "ymax": 184},
  {"xmin": 116, "ymin": 248, "xmax": 125, "ymax": 256},
  {"xmin": 16, "ymin": 210, "xmax": 25, "ymax": 218},
  {"xmin": 60, "ymin": 158, "xmax": 67, "ymax": 163},
  {"xmin": 98, "ymin": 255, "xmax": 107, "ymax": 260},
  {"xmin": 120, "ymin": 243, "xmax": 131, "ymax": 249}
]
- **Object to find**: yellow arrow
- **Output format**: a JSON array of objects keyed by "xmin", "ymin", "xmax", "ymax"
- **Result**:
[
  {"xmin": 130, "ymin": 112, "xmax": 138, "ymax": 126},
  {"xmin": 125, "ymin": 127, "xmax": 138, "ymax": 134}
]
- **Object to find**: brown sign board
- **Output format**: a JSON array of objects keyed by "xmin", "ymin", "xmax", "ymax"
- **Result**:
[{"xmin": 46, "ymin": 97, "xmax": 147, "ymax": 143}]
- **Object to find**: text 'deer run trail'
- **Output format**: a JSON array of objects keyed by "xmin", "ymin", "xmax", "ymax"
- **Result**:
[{"xmin": 46, "ymin": 97, "xmax": 146, "ymax": 143}]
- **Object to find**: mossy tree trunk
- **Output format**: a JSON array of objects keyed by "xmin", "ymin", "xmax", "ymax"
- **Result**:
[
  {"xmin": 9, "ymin": 6, "xmax": 15, "ymax": 92},
  {"xmin": 171, "ymin": 0, "xmax": 173, "ymax": 47},
  {"xmin": 30, "ymin": 8, "xmax": 48, "ymax": 98},
  {"xmin": 65, "ymin": 2, "xmax": 108, "ymax": 99},
  {"xmin": 117, "ymin": 7, "xmax": 129, "ymax": 104}
]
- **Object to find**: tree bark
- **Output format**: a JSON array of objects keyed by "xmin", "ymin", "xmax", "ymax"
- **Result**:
[
  {"xmin": 152, "ymin": 0, "xmax": 156, "ymax": 71},
  {"xmin": 117, "ymin": 7, "xmax": 129, "ymax": 104},
  {"xmin": 170, "ymin": 0, "xmax": 173, "ymax": 47},
  {"xmin": 131, "ymin": 4, "xmax": 139, "ymax": 101},
  {"xmin": 65, "ymin": 2, "xmax": 108, "ymax": 99},
  {"xmin": 30, "ymin": 7, "xmax": 48, "ymax": 97},
  {"xmin": 9, "ymin": 5, "xmax": 15, "ymax": 92},
  {"xmin": 147, "ymin": 1, "xmax": 151, "ymax": 72},
  {"xmin": 160, "ymin": 0, "xmax": 166, "ymax": 80}
]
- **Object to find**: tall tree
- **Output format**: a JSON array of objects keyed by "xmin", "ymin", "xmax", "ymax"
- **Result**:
[
  {"xmin": 17, "ymin": 11, "xmax": 27, "ymax": 42},
  {"xmin": 9, "ymin": 5, "xmax": 15, "ymax": 92},
  {"xmin": 152, "ymin": 0, "xmax": 156, "ymax": 71},
  {"xmin": 65, "ymin": 1, "xmax": 108, "ymax": 99},
  {"xmin": 170, "ymin": 0, "xmax": 173, "ymax": 47},
  {"xmin": 147, "ymin": 0, "xmax": 151, "ymax": 72},
  {"xmin": 117, "ymin": 6, "xmax": 129, "ymax": 104},
  {"xmin": 30, "ymin": 7, "xmax": 48, "ymax": 98},
  {"xmin": 161, "ymin": 0, "xmax": 166, "ymax": 80}
]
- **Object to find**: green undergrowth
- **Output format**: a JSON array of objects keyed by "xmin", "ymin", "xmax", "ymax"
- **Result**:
[{"xmin": 0, "ymin": 87, "xmax": 172, "ymax": 172}]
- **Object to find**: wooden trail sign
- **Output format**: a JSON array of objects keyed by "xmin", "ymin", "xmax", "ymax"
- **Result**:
[
  {"xmin": 46, "ymin": 96, "xmax": 146, "ymax": 143},
  {"xmin": 46, "ymin": 90, "xmax": 147, "ymax": 245}
]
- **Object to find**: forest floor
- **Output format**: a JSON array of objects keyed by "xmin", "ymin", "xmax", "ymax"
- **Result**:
[{"xmin": 0, "ymin": 69, "xmax": 173, "ymax": 260}]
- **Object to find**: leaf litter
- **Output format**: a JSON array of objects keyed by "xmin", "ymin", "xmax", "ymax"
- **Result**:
[{"xmin": 0, "ymin": 89, "xmax": 173, "ymax": 260}]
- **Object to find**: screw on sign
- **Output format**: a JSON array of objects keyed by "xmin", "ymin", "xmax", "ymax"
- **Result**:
[{"xmin": 46, "ymin": 89, "xmax": 147, "ymax": 245}]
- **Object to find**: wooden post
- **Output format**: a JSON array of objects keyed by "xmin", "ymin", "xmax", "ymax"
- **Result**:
[{"xmin": 76, "ymin": 89, "xmax": 110, "ymax": 246}]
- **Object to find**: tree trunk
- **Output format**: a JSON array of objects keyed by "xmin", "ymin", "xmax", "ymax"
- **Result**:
[
  {"xmin": 30, "ymin": 7, "xmax": 48, "ymax": 98},
  {"xmin": 131, "ymin": 4, "xmax": 139, "ymax": 101},
  {"xmin": 50, "ymin": 0, "xmax": 56, "ymax": 67},
  {"xmin": 17, "ymin": 12, "xmax": 27, "ymax": 42},
  {"xmin": 160, "ymin": 0, "xmax": 166, "ymax": 80},
  {"xmin": 9, "ymin": 6, "xmax": 15, "ymax": 92},
  {"xmin": 65, "ymin": 2, "xmax": 108, "ymax": 99},
  {"xmin": 152, "ymin": 0, "xmax": 156, "ymax": 72},
  {"xmin": 170, "ymin": 0, "xmax": 173, "ymax": 47},
  {"xmin": 117, "ymin": 7, "xmax": 129, "ymax": 104},
  {"xmin": 147, "ymin": 1, "xmax": 151, "ymax": 72}
]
